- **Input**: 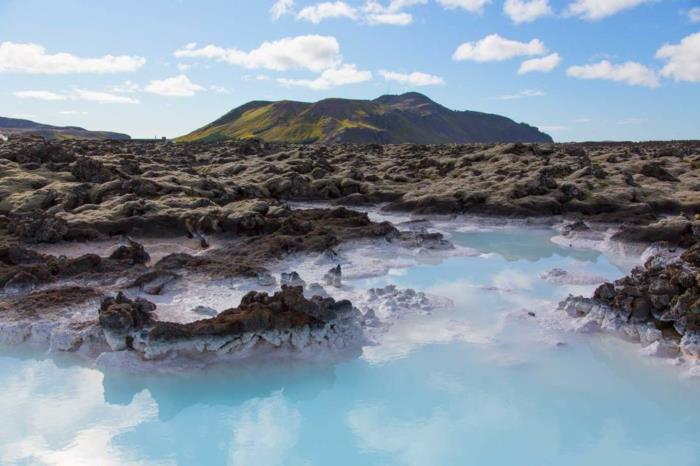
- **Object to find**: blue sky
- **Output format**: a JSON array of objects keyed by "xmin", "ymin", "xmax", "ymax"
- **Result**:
[{"xmin": 0, "ymin": 0, "xmax": 698, "ymax": 141}]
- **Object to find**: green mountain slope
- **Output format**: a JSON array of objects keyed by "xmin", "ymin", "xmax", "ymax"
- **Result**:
[
  {"xmin": 178, "ymin": 92, "xmax": 552, "ymax": 144},
  {"xmin": 0, "ymin": 116, "xmax": 130, "ymax": 140}
]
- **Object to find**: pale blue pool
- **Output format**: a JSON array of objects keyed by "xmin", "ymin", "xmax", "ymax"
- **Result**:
[{"xmin": 1, "ymin": 225, "xmax": 699, "ymax": 466}]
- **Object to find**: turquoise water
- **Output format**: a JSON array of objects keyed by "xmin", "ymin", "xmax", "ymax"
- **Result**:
[{"xmin": 1, "ymin": 226, "xmax": 699, "ymax": 466}]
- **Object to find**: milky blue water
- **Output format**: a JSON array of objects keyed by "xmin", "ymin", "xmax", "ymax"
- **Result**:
[{"xmin": 1, "ymin": 226, "xmax": 699, "ymax": 466}]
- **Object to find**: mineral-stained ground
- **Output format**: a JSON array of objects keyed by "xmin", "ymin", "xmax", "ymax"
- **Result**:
[{"xmin": 1, "ymin": 135, "xmax": 699, "ymax": 361}]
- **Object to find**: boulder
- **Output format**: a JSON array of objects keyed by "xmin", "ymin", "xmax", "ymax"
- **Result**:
[
  {"xmin": 109, "ymin": 237, "xmax": 150, "ymax": 265},
  {"xmin": 98, "ymin": 293, "xmax": 157, "ymax": 350},
  {"xmin": 640, "ymin": 162, "xmax": 678, "ymax": 182},
  {"xmin": 323, "ymin": 264, "xmax": 342, "ymax": 288}
]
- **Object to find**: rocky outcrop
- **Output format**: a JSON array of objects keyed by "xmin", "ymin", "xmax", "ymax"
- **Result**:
[
  {"xmin": 109, "ymin": 237, "xmax": 150, "ymax": 265},
  {"xmin": 559, "ymin": 239, "xmax": 700, "ymax": 361},
  {"xmin": 323, "ymin": 265, "xmax": 342, "ymax": 288},
  {"xmin": 98, "ymin": 286, "xmax": 365, "ymax": 359},
  {"xmin": 99, "ymin": 293, "xmax": 157, "ymax": 350},
  {"xmin": 0, "ymin": 240, "xmax": 154, "ymax": 293},
  {"xmin": 2, "ymin": 138, "xmax": 699, "ymax": 234},
  {"xmin": 611, "ymin": 216, "xmax": 699, "ymax": 247}
]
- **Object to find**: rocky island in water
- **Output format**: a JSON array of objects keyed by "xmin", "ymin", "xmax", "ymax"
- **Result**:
[{"xmin": 1, "ymin": 134, "xmax": 699, "ymax": 372}]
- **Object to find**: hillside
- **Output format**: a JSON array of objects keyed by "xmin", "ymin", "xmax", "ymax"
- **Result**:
[
  {"xmin": 177, "ymin": 92, "xmax": 552, "ymax": 144},
  {"xmin": 0, "ymin": 116, "xmax": 130, "ymax": 140}
]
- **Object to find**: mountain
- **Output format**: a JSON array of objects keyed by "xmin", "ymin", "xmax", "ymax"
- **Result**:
[
  {"xmin": 0, "ymin": 116, "xmax": 130, "ymax": 140},
  {"xmin": 177, "ymin": 92, "xmax": 552, "ymax": 144}
]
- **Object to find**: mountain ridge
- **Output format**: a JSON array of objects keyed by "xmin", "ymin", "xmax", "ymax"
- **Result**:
[
  {"xmin": 177, "ymin": 92, "xmax": 552, "ymax": 144},
  {"xmin": 0, "ymin": 116, "xmax": 130, "ymax": 140}
]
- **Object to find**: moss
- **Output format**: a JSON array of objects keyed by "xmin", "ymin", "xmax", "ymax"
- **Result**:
[{"xmin": 175, "ymin": 93, "xmax": 553, "ymax": 144}]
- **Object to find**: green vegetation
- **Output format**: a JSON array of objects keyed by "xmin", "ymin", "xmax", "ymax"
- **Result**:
[{"xmin": 177, "ymin": 92, "xmax": 552, "ymax": 144}]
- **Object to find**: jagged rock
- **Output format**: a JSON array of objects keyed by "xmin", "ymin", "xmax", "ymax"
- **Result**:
[
  {"xmin": 143, "ymin": 286, "xmax": 362, "ymax": 357},
  {"xmin": 681, "ymin": 332, "xmax": 700, "ymax": 359},
  {"xmin": 281, "ymin": 271, "xmax": 306, "ymax": 287},
  {"xmin": 109, "ymin": 237, "xmax": 150, "ymax": 265},
  {"xmin": 307, "ymin": 283, "xmax": 329, "ymax": 298},
  {"xmin": 256, "ymin": 271, "xmax": 276, "ymax": 287},
  {"xmin": 71, "ymin": 157, "xmax": 117, "ymax": 183},
  {"xmin": 56, "ymin": 253, "xmax": 102, "ymax": 276},
  {"xmin": 192, "ymin": 305, "xmax": 218, "ymax": 317},
  {"xmin": 561, "ymin": 220, "xmax": 590, "ymax": 236},
  {"xmin": 594, "ymin": 282, "xmax": 616, "ymax": 300},
  {"xmin": 3, "ymin": 270, "xmax": 37, "ymax": 293},
  {"xmin": 98, "ymin": 293, "xmax": 157, "ymax": 350},
  {"xmin": 640, "ymin": 340, "xmax": 680, "ymax": 358},
  {"xmin": 612, "ymin": 217, "xmax": 697, "ymax": 247},
  {"xmin": 540, "ymin": 268, "xmax": 607, "ymax": 286},
  {"xmin": 323, "ymin": 264, "xmax": 342, "ymax": 288},
  {"xmin": 565, "ymin": 233, "xmax": 700, "ymax": 360},
  {"xmin": 7, "ymin": 214, "xmax": 68, "ymax": 243},
  {"xmin": 394, "ymin": 230, "xmax": 452, "ymax": 250},
  {"xmin": 681, "ymin": 244, "xmax": 700, "ymax": 267},
  {"xmin": 130, "ymin": 270, "xmax": 178, "ymax": 295},
  {"xmin": 640, "ymin": 162, "xmax": 678, "ymax": 182},
  {"xmin": 365, "ymin": 285, "xmax": 436, "ymax": 320}
]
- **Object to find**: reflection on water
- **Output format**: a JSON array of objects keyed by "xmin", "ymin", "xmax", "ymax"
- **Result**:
[
  {"xmin": 453, "ymin": 229, "xmax": 602, "ymax": 263},
  {"xmin": 2, "ymin": 224, "xmax": 699, "ymax": 466}
]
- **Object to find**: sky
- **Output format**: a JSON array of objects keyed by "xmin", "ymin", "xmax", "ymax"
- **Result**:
[{"xmin": 0, "ymin": 0, "xmax": 699, "ymax": 141}]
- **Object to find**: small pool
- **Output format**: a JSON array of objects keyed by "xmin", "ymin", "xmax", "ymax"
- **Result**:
[{"xmin": 1, "ymin": 222, "xmax": 698, "ymax": 466}]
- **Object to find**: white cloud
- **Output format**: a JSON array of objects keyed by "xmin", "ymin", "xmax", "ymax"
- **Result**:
[
  {"xmin": 380, "ymin": 70, "xmax": 445, "ymax": 86},
  {"xmin": 59, "ymin": 110, "xmax": 88, "ymax": 115},
  {"xmin": 9, "ymin": 114, "xmax": 37, "ymax": 119},
  {"xmin": 174, "ymin": 35, "xmax": 341, "ymax": 72},
  {"xmin": 364, "ymin": 0, "xmax": 427, "ymax": 13},
  {"xmin": 566, "ymin": 0, "xmax": 651, "ymax": 20},
  {"xmin": 504, "ymin": 0, "xmax": 552, "ymax": 23},
  {"xmin": 229, "ymin": 392, "xmax": 302, "ymax": 466},
  {"xmin": 73, "ymin": 89, "xmax": 140, "ymax": 104},
  {"xmin": 297, "ymin": 1, "xmax": 358, "ymax": 23},
  {"xmin": 144, "ymin": 74, "xmax": 204, "ymax": 97},
  {"xmin": 453, "ymin": 34, "xmax": 547, "ymax": 62},
  {"xmin": 0, "ymin": 42, "xmax": 145, "ymax": 74},
  {"xmin": 177, "ymin": 63, "xmax": 192, "ymax": 71},
  {"xmin": 362, "ymin": 0, "xmax": 426, "ymax": 25},
  {"xmin": 13, "ymin": 88, "xmax": 139, "ymax": 103},
  {"xmin": 656, "ymin": 32, "xmax": 700, "ymax": 83},
  {"xmin": 271, "ymin": 0, "xmax": 294, "ymax": 19},
  {"xmin": 0, "ymin": 361, "xmax": 159, "ymax": 466},
  {"xmin": 366, "ymin": 12, "xmax": 414, "ymax": 24},
  {"xmin": 518, "ymin": 52, "xmax": 561, "ymax": 74},
  {"xmin": 277, "ymin": 64, "xmax": 372, "ymax": 89},
  {"xmin": 566, "ymin": 60, "xmax": 660, "ymax": 87},
  {"xmin": 690, "ymin": 7, "xmax": 700, "ymax": 23},
  {"xmin": 210, "ymin": 85, "xmax": 232, "ymax": 94},
  {"xmin": 436, "ymin": 0, "xmax": 489, "ymax": 13},
  {"xmin": 243, "ymin": 74, "xmax": 271, "ymax": 81},
  {"xmin": 109, "ymin": 80, "xmax": 140, "ymax": 93},
  {"xmin": 496, "ymin": 88, "xmax": 545, "ymax": 99},
  {"xmin": 13, "ymin": 90, "xmax": 67, "ymax": 101}
]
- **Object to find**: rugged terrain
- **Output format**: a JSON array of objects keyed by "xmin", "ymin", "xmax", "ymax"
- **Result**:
[
  {"xmin": 1, "ymin": 134, "xmax": 699, "ymax": 362},
  {"xmin": 0, "ymin": 116, "xmax": 130, "ymax": 141},
  {"xmin": 178, "ymin": 92, "xmax": 552, "ymax": 144}
]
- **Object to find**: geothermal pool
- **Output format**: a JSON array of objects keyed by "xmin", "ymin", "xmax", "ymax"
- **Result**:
[{"xmin": 1, "ymin": 220, "xmax": 699, "ymax": 465}]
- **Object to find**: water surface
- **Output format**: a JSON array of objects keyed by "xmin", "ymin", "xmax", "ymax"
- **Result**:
[{"xmin": 1, "ymin": 224, "xmax": 698, "ymax": 466}]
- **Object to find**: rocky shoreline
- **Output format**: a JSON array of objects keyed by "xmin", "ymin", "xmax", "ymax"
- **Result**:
[
  {"xmin": 1, "ymin": 135, "xmax": 699, "ymax": 367},
  {"xmin": 559, "ymin": 219, "xmax": 700, "ymax": 364}
]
